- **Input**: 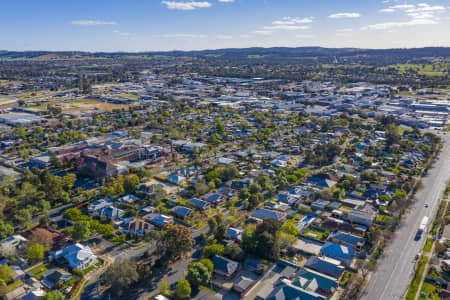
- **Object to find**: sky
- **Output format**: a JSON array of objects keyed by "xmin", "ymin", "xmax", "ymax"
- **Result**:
[{"xmin": 0, "ymin": 0, "xmax": 449, "ymax": 52}]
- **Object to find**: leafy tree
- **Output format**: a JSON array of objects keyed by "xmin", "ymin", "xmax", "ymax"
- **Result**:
[
  {"xmin": 72, "ymin": 221, "xmax": 90, "ymax": 241},
  {"xmin": 224, "ymin": 243, "xmax": 244, "ymax": 261},
  {"xmin": 159, "ymin": 225, "xmax": 194, "ymax": 262},
  {"xmin": 28, "ymin": 243, "xmax": 45, "ymax": 264},
  {"xmin": 15, "ymin": 208, "xmax": 32, "ymax": 228},
  {"xmin": 186, "ymin": 262, "xmax": 211, "ymax": 286},
  {"xmin": 175, "ymin": 279, "xmax": 191, "ymax": 300},
  {"xmin": 124, "ymin": 174, "xmax": 140, "ymax": 194},
  {"xmin": 28, "ymin": 229, "xmax": 54, "ymax": 248},
  {"xmin": 199, "ymin": 258, "xmax": 214, "ymax": 273},
  {"xmin": 101, "ymin": 260, "xmax": 139, "ymax": 296},
  {"xmin": 63, "ymin": 208, "xmax": 82, "ymax": 220},
  {"xmin": 282, "ymin": 220, "xmax": 299, "ymax": 236},
  {"xmin": 0, "ymin": 264, "xmax": 13, "ymax": 283},
  {"xmin": 243, "ymin": 219, "xmax": 282, "ymax": 259},
  {"xmin": 160, "ymin": 280, "xmax": 169, "ymax": 295},
  {"xmin": 62, "ymin": 174, "xmax": 77, "ymax": 192},
  {"xmin": 0, "ymin": 220, "xmax": 13, "ymax": 240},
  {"xmin": 203, "ymin": 244, "xmax": 224, "ymax": 258},
  {"xmin": 42, "ymin": 291, "xmax": 64, "ymax": 300}
]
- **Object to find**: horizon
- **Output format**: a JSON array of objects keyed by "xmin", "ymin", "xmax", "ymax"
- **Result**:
[
  {"xmin": 1, "ymin": 0, "xmax": 450, "ymax": 52},
  {"xmin": 2, "ymin": 45, "xmax": 450, "ymax": 54}
]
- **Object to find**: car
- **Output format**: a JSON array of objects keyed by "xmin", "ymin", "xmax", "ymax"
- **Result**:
[
  {"xmin": 415, "ymin": 254, "xmax": 420, "ymax": 260},
  {"xmin": 425, "ymin": 204, "xmax": 429, "ymax": 208}
]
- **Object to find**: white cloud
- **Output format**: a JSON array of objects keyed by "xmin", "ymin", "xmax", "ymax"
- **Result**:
[
  {"xmin": 161, "ymin": 1, "xmax": 212, "ymax": 10},
  {"xmin": 71, "ymin": 20, "xmax": 117, "ymax": 26},
  {"xmin": 295, "ymin": 34, "xmax": 314, "ymax": 38},
  {"xmin": 361, "ymin": 18, "xmax": 437, "ymax": 30},
  {"xmin": 161, "ymin": 33, "xmax": 207, "ymax": 38},
  {"xmin": 216, "ymin": 34, "xmax": 233, "ymax": 39},
  {"xmin": 113, "ymin": 30, "xmax": 133, "ymax": 36},
  {"xmin": 328, "ymin": 13, "xmax": 361, "ymax": 19},
  {"xmin": 263, "ymin": 25, "xmax": 309, "ymax": 30},
  {"xmin": 364, "ymin": 2, "xmax": 446, "ymax": 30},
  {"xmin": 272, "ymin": 17, "xmax": 313, "ymax": 25},
  {"xmin": 218, "ymin": 0, "xmax": 234, "ymax": 2},
  {"xmin": 253, "ymin": 30, "xmax": 273, "ymax": 35},
  {"xmin": 336, "ymin": 28, "xmax": 353, "ymax": 32}
]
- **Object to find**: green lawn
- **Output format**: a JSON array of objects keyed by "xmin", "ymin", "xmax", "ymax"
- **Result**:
[
  {"xmin": 405, "ymin": 255, "xmax": 429, "ymax": 300},
  {"xmin": 376, "ymin": 214, "xmax": 392, "ymax": 223},
  {"xmin": 0, "ymin": 280, "xmax": 23, "ymax": 295},
  {"xmin": 419, "ymin": 281, "xmax": 440, "ymax": 300},
  {"xmin": 303, "ymin": 229, "xmax": 329, "ymax": 240},
  {"xmin": 28, "ymin": 263, "xmax": 50, "ymax": 279},
  {"xmin": 423, "ymin": 238, "xmax": 434, "ymax": 252}
]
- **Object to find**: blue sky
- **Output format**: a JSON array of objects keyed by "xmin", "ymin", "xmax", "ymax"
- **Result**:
[{"xmin": 1, "ymin": 0, "xmax": 449, "ymax": 51}]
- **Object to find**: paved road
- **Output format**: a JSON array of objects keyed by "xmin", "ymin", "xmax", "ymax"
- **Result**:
[{"xmin": 362, "ymin": 134, "xmax": 450, "ymax": 300}]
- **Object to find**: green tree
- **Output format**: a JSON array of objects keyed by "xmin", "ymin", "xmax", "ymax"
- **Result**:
[
  {"xmin": 224, "ymin": 243, "xmax": 244, "ymax": 261},
  {"xmin": 282, "ymin": 220, "xmax": 299, "ymax": 236},
  {"xmin": 28, "ymin": 243, "xmax": 45, "ymax": 264},
  {"xmin": 160, "ymin": 280, "xmax": 169, "ymax": 296},
  {"xmin": 159, "ymin": 225, "xmax": 194, "ymax": 262},
  {"xmin": 175, "ymin": 279, "xmax": 191, "ymax": 300},
  {"xmin": 0, "ymin": 220, "xmax": 14, "ymax": 240},
  {"xmin": 42, "ymin": 291, "xmax": 64, "ymax": 300},
  {"xmin": 72, "ymin": 221, "xmax": 91, "ymax": 241},
  {"xmin": 199, "ymin": 258, "xmax": 214, "ymax": 273},
  {"xmin": 186, "ymin": 262, "xmax": 211, "ymax": 286},
  {"xmin": 101, "ymin": 260, "xmax": 139, "ymax": 296},
  {"xmin": 124, "ymin": 174, "xmax": 140, "ymax": 194},
  {"xmin": 63, "ymin": 174, "xmax": 77, "ymax": 192},
  {"xmin": 0, "ymin": 264, "xmax": 13, "ymax": 283},
  {"xmin": 63, "ymin": 208, "xmax": 82, "ymax": 220},
  {"xmin": 203, "ymin": 244, "xmax": 224, "ymax": 258}
]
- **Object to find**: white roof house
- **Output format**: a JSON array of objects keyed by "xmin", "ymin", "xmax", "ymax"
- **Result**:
[{"xmin": 54, "ymin": 243, "xmax": 97, "ymax": 270}]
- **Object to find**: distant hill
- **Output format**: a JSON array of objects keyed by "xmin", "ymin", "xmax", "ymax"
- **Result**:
[{"xmin": 1, "ymin": 47, "xmax": 450, "ymax": 60}]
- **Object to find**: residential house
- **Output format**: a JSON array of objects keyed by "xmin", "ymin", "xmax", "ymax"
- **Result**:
[
  {"xmin": 167, "ymin": 173, "xmax": 186, "ymax": 185},
  {"xmin": 41, "ymin": 268, "xmax": 72, "ymax": 289},
  {"xmin": 0, "ymin": 235, "xmax": 27, "ymax": 250},
  {"xmin": 266, "ymin": 279, "xmax": 325, "ymax": 300},
  {"xmin": 292, "ymin": 268, "xmax": 339, "ymax": 297},
  {"xmin": 124, "ymin": 218, "xmax": 154, "ymax": 236},
  {"xmin": 202, "ymin": 192, "xmax": 225, "ymax": 206},
  {"xmin": 99, "ymin": 206, "xmax": 124, "ymax": 221},
  {"xmin": 212, "ymin": 255, "xmax": 241, "ymax": 280},
  {"xmin": 348, "ymin": 204, "xmax": 377, "ymax": 227},
  {"xmin": 149, "ymin": 214, "xmax": 174, "ymax": 228},
  {"xmin": 53, "ymin": 243, "xmax": 97, "ymax": 270},
  {"xmin": 188, "ymin": 198, "xmax": 211, "ymax": 211},
  {"xmin": 170, "ymin": 206, "xmax": 194, "ymax": 219},
  {"xmin": 250, "ymin": 208, "xmax": 287, "ymax": 223},
  {"xmin": 319, "ymin": 242, "xmax": 356, "ymax": 267},
  {"xmin": 304, "ymin": 256, "xmax": 345, "ymax": 279},
  {"xmin": 88, "ymin": 198, "xmax": 114, "ymax": 215},
  {"xmin": 226, "ymin": 227, "xmax": 243, "ymax": 242},
  {"xmin": 329, "ymin": 232, "xmax": 366, "ymax": 251}
]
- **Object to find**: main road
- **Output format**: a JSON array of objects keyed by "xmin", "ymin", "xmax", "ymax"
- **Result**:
[{"xmin": 362, "ymin": 134, "xmax": 450, "ymax": 300}]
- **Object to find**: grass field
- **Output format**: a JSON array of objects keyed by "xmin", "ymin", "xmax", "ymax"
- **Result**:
[
  {"xmin": 377, "ymin": 63, "xmax": 450, "ymax": 77},
  {"xmin": 405, "ymin": 255, "xmax": 429, "ymax": 300},
  {"xmin": 423, "ymin": 238, "xmax": 434, "ymax": 252}
]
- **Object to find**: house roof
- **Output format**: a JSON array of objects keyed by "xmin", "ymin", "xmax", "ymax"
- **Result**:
[
  {"xmin": 251, "ymin": 208, "xmax": 286, "ymax": 222},
  {"xmin": 293, "ymin": 268, "xmax": 339, "ymax": 292},
  {"xmin": 320, "ymin": 242, "xmax": 356, "ymax": 260},
  {"xmin": 267, "ymin": 279, "xmax": 325, "ymax": 300},
  {"xmin": 189, "ymin": 198, "xmax": 210, "ymax": 209},
  {"xmin": 304, "ymin": 256, "xmax": 344, "ymax": 279},
  {"xmin": 55, "ymin": 243, "xmax": 96, "ymax": 269},
  {"xmin": 212, "ymin": 255, "xmax": 240, "ymax": 276},
  {"xmin": 170, "ymin": 206, "xmax": 193, "ymax": 217},
  {"xmin": 329, "ymin": 232, "xmax": 366, "ymax": 247}
]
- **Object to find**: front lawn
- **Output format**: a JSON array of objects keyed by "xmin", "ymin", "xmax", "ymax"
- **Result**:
[
  {"xmin": 423, "ymin": 238, "xmax": 434, "ymax": 252},
  {"xmin": 28, "ymin": 263, "xmax": 50, "ymax": 279}
]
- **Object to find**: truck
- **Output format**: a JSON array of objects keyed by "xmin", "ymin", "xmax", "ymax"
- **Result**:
[{"xmin": 415, "ymin": 216, "xmax": 429, "ymax": 241}]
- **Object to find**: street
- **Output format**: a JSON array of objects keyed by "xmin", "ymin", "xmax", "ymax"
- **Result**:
[{"xmin": 362, "ymin": 134, "xmax": 450, "ymax": 300}]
